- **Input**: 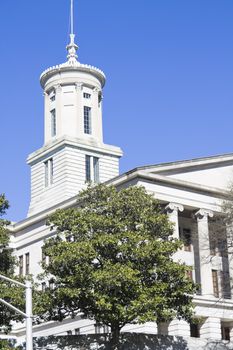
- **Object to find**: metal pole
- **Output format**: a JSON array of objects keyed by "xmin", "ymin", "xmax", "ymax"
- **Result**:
[
  {"xmin": 25, "ymin": 281, "xmax": 33, "ymax": 350},
  {"xmin": 70, "ymin": 0, "xmax": 74, "ymax": 35}
]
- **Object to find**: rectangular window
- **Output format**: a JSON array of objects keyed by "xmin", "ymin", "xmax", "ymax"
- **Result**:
[
  {"xmin": 44, "ymin": 159, "xmax": 53, "ymax": 187},
  {"xmin": 84, "ymin": 106, "xmax": 91, "ymax": 134},
  {"xmin": 25, "ymin": 253, "xmax": 30, "ymax": 275},
  {"xmin": 85, "ymin": 155, "xmax": 91, "ymax": 182},
  {"xmin": 45, "ymin": 160, "xmax": 49, "ymax": 187},
  {"xmin": 19, "ymin": 255, "xmax": 23, "ymax": 276},
  {"xmin": 51, "ymin": 109, "xmax": 56, "ymax": 137},
  {"xmin": 67, "ymin": 331, "xmax": 72, "ymax": 336},
  {"xmin": 190, "ymin": 323, "xmax": 200, "ymax": 338},
  {"xmin": 50, "ymin": 159, "xmax": 54, "ymax": 185},
  {"xmin": 221, "ymin": 326, "xmax": 230, "ymax": 341},
  {"xmin": 50, "ymin": 95, "xmax": 55, "ymax": 102},
  {"xmin": 93, "ymin": 157, "xmax": 99, "ymax": 183},
  {"xmin": 212, "ymin": 270, "xmax": 219, "ymax": 298},
  {"xmin": 83, "ymin": 92, "xmax": 91, "ymax": 99}
]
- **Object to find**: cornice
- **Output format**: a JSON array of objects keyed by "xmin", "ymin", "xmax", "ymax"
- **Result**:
[
  {"xmin": 27, "ymin": 136, "xmax": 123, "ymax": 165},
  {"xmin": 40, "ymin": 61, "xmax": 106, "ymax": 88},
  {"xmin": 107, "ymin": 170, "xmax": 229, "ymax": 199}
]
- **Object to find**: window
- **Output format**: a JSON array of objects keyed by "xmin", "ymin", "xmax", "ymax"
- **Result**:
[
  {"xmin": 44, "ymin": 159, "xmax": 53, "ymax": 187},
  {"xmin": 221, "ymin": 325, "xmax": 230, "ymax": 341},
  {"xmin": 85, "ymin": 155, "xmax": 91, "ymax": 182},
  {"xmin": 212, "ymin": 270, "xmax": 219, "ymax": 298},
  {"xmin": 84, "ymin": 106, "xmax": 91, "ymax": 134},
  {"xmin": 50, "ymin": 95, "xmax": 55, "ymax": 102},
  {"xmin": 19, "ymin": 255, "xmax": 23, "ymax": 276},
  {"xmin": 83, "ymin": 92, "xmax": 91, "ymax": 99},
  {"xmin": 67, "ymin": 331, "xmax": 72, "ymax": 336},
  {"xmin": 25, "ymin": 253, "xmax": 30, "ymax": 275},
  {"xmin": 85, "ymin": 156, "xmax": 100, "ymax": 183},
  {"xmin": 93, "ymin": 157, "xmax": 99, "ymax": 183},
  {"xmin": 51, "ymin": 109, "xmax": 56, "ymax": 137},
  {"xmin": 75, "ymin": 328, "xmax": 80, "ymax": 335},
  {"xmin": 190, "ymin": 323, "xmax": 200, "ymax": 338}
]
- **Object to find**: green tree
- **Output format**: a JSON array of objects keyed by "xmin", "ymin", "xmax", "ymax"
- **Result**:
[
  {"xmin": 39, "ymin": 185, "xmax": 197, "ymax": 349},
  {"xmin": 0, "ymin": 194, "xmax": 24, "ymax": 333}
]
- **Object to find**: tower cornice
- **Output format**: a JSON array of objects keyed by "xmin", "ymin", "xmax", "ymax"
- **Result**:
[{"xmin": 40, "ymin": 61, "xmax": 106, "ymax": 89}]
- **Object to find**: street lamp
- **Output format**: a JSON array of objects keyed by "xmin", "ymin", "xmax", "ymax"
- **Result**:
[{"xmin": 0, "ymin": 274, "xmax": 33, "ymax": 350}]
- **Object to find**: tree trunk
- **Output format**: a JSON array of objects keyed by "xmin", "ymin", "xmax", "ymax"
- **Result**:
[{"xmin": 109, "ymin": 324, "xmax": 121, "ymax": 350}]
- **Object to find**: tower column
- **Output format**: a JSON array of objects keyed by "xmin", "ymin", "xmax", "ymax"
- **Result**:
[
  {"xmin": 44, "ymin": 92, "xmax": 50, "ymax": 143},
  {"xmin": 75, "ymin": 83, "xmax": 83, "ymax": 137}
]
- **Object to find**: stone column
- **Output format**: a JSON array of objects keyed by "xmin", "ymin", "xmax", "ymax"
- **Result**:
[
  {"xmin": 195, "ymin": 209, "xmax": 214, "ymax": 297},
  {"xmin": 168, "ymin": 319, "xmax": 190, "ymax": 337},
  {"xmin": 165, "ymin": 203, "xmax": 184, "ymax": 239},
  {"xmin": 199, "ymin": 317, "xmax": 221, "ymax": 340}
]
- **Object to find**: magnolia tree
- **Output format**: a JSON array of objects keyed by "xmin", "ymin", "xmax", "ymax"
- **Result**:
[
  {"xmin": 0, "ymin": 195, "xmax": 24, "ymax": 337},
  {"xmin": 38, "ymin": 185, "xmax": 197, "ymax": 349}
]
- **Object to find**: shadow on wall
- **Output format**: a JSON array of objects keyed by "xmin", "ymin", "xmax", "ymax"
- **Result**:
[
  {"xmin": 34, "ymin": 333, "xmax": 189, "ymax": 350},
  {"xmin": 33, "ymin": 334, "xmax": 233, "ymax": 350}
]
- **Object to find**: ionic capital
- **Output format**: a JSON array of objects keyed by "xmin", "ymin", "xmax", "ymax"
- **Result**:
[
  {"xmin": 165, "ymin": 202, "xmax": 184, "ymax": 214},
  {"xmin": 195, "ymin": 209, "xmax": 214, "ymax": 220}
]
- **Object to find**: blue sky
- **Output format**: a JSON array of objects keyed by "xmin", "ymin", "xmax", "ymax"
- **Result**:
[{"xmin": 1, "ymin": 0, "xmax": 233, "ymax": 221}]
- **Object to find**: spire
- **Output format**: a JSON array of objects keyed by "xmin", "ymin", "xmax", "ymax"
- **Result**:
[{"xmin": 66, "ymin": 0, "xmax": 79, "ymax": 63}]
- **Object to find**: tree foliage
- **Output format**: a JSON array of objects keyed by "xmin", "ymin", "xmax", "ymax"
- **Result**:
[
  {"xmin": 38, "ymin": 185, "xmax": 197, "ymax": 346},
  {"xmin": 0, "ymin": 194, "xmax": 25, "ymax": 333}
]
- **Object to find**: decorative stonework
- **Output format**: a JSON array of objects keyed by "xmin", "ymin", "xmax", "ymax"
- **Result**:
[
  {"xmin": 165, "ymin": 202, "xmax": 184, "ymax": 214},
  {"xmin": 195, "ymin": 208, "xmax": 214, "ymax": 219}
]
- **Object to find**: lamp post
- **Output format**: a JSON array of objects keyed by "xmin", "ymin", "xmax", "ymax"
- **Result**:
[{"xmin": 0, "ymin": 274, "xmax": 33, "ymax": 350}]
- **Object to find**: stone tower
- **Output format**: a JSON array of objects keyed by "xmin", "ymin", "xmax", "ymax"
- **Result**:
[{"xmin": 27, "ymin": 4, "xmax": 122, "ymax": 216}]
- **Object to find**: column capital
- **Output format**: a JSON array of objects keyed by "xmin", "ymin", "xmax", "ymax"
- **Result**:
[
  {"xmin": 55, "ymin": 84, "xmax": 62, "ymax": 92},
  {"xmin": 93, "ymin": 87, "xmax": 100, "ymax": 94},
  {"xmin": 195, "ymin": 209, "xmax": 214, "ymax": 219},
  {"xmin": 165, "ymin": 202, "xmax": 184, "ymax": 214},
  {"xmin": 75, "ymin": 83, "xmax": 83, "ymax": 91}
]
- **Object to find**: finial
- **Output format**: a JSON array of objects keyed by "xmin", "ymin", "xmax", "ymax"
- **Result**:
[{"xmin": 66, "ymin": 0, "xmax": 79, "ymax": 63}]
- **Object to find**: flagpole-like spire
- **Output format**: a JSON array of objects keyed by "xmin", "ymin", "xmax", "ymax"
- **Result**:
[
  {"xmin": 67, "ymin": 0, "xmax": 79, "ymax": 63},
  {"xmin": 70, "ymin": 0, "xmax": 74, "ymax": 35}
]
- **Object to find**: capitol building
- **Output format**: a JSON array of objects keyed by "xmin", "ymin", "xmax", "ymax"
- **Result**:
[{"xmin": 3, "ymin": 2, "xmax": 233, "ymax": 349}]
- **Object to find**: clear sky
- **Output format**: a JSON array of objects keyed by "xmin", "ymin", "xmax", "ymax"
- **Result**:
[{"xmin": 1, "ymin": 0, "xmax": 233, "ymax": 222}]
